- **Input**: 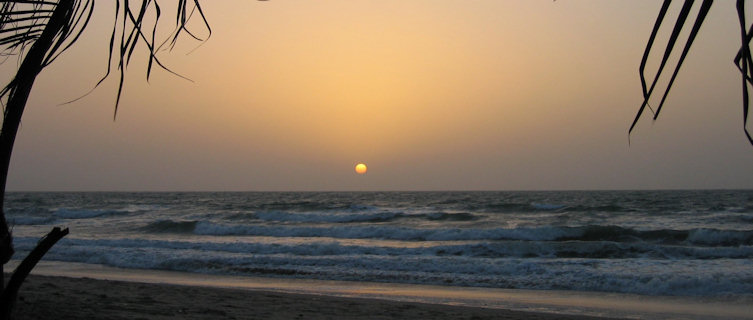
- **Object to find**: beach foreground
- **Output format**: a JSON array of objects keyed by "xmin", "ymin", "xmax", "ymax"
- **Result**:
[
  {"xmin": 10, "ymin": 274, "xmax": 610, "ymax": 320},
  {"xmin": 6, "ymin": 260, "xmax": 753, "ymax": 319}
]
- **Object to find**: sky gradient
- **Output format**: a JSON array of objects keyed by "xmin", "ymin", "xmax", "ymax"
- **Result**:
[{"xmin": 4, "ymin": 1, "xmax": 753, "ymax": 191}]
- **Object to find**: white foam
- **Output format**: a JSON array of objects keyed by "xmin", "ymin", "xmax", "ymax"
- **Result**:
[{"xmin": 13, "ymin": 236, "xmax": 753, "ymax": 297}]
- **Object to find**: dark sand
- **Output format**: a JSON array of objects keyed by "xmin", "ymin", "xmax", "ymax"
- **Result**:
[{"xmin": 9, "ymin": 274, "xmax": 616, "ymax": 320}]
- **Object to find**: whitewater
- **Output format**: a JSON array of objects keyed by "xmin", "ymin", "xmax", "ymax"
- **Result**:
[{"xmin": 6, "ymin": 190, "xmax": 753, "ymax": 298}]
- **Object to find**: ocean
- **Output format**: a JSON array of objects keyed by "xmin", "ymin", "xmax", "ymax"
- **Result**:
[{"xmin": 6, "ymin": 190, "xmax": 753, "ymax": 298}]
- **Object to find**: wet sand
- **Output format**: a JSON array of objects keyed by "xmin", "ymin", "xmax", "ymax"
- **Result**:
[
  {"xmin": 7, "ymin": 260, "xmax": 751, "ymax": 319},
  {"xmin": 10, "ymin": 274, "xmax": 612, "ymax": 320}
]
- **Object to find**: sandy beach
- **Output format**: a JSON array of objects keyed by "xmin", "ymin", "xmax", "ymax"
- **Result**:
[
  {"xmin": 5, "ymin": 260, "xmax": 752, "ymax": 320},
  {"xmin": 9, "ymin": 274, "xmax": 613, "ymax": 320}
]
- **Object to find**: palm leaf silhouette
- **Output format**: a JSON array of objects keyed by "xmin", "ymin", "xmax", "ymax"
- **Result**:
[
  {"xmin": 734, "ymin": 0, "xmax": 753, "ymax": 144},
  {"xmin": 0, "ymin": 0, "xmax": 210, "ymax": 118},
  {"xmin": 632, "ymin": 0, "xmax": 753, "ymax": 146}
]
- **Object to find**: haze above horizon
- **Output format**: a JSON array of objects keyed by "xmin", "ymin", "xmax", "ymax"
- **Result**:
[{"xmin": 4, "ymin": 1, "xmax": 753, "ymax": 192}]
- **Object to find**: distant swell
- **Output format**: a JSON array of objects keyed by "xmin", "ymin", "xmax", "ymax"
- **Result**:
[
  {"xmin": 192, "ymin": 222, "xmax": 577, "ymax": 241},
  {"xmin": 253, "ymin": 210, "xmax": 403, "ymax": 223},
  {"xmin": 423, "ymin": 212, "xmax": 477, "ymax": 221},
  {"xmin": 9, "ymin": 216, "xmax": 56, "ymax": 225},
  {"xmin": 569, "ymin": 226, "xmax": 753, "ymax": 246},
  {"xmin": 54, "ymin": 208, "xmax": 123, "ymax": 219},
  {"xmin": 257, "ymin": 201, "xmax": 378, "ymax": 213}
]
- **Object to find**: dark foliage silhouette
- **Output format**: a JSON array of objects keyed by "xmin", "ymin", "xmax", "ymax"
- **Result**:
[{"xmin": 631, "ymin": 0, "xmax": 753, "ymax": 145}]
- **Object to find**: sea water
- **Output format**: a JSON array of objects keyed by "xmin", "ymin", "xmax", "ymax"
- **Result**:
[{"xmin": 6, "ymin": 190, "xmax": 753, "ymax": 298}]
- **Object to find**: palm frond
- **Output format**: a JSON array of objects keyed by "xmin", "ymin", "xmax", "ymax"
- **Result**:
[
  {"xmin": 632, "ymin": 0, "xmax": 753, "ymax": 146},
  {"xmin": 735, "ymin": 0, "xmax": 753, "ymax": 145},
  {"xmin": 0, "ymin": 1, "xmax": 58, "ymax": 54},
  {"xmin": 651, "ymin": 0, "xmax": 713, "ymax": 119},
  {"xmin": 0, "ymin": 0, "xmax": 211, "ymax": 118},
  {"xmin": 630, "ymin": 0, "xmax": 701, "ymax": 135},
  {"xmin": 639, "ymin": 0, "xmax": 672, "ymax": 105}
]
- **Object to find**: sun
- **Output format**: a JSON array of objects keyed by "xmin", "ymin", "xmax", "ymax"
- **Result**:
[{"xmin": 355, "ymin": 163, "xmax": 367, "ymax": 174}]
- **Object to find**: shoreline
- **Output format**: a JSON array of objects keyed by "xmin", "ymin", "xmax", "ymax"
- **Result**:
[
  {"xmin": 10, "ymin": 274, "xmax": 612, "ymax": 320},
  {"xmin": 6, "ymin": 261, "xmax": 753, "ymax": 319}
]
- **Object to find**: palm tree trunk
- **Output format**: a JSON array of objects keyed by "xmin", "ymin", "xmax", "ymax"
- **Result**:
[{"xmin": 0, "ymin": 1, "xmax": 74, "ymax": 318}]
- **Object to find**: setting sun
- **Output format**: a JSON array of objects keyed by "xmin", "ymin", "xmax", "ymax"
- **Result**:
[{"xmin": 355, "ymin": 163, "xmax": 367, "ymax": 174}]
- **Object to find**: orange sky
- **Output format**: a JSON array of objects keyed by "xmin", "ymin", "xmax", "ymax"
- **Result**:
[{"xmin": 5, "ymin": 1, "xmax": 753, "ymax": 191}]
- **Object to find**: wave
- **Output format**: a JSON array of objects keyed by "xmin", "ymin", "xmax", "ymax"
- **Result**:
[
  {"xmin": 192, "ymin": 222, "xmax": 580, "ymax": 241},
  {"xmin": 687, "ymin": 228, "xmax": 753, "ymax": 246},
  {"xmin": 474, "ymin": 202, "xmax": 531, "ymax": 212},
  {"xmin": 256, "ymin": 200, "xmax": 380, "ymax": 213},
  {"xmin": 565, "ymin": 204, "xmax": 631, "ymax": 213},
  {"xmin": 569, "ymin": 226, "xmax": 753, "ymax": 246},
  {"xmin": 248, "ymin": 210, "xmax": 478, "ymax": 223},
  {"xmin": 51, "ymin": 204, "xmax": 159, "ymax": 220},
  {"xmin": 188, "ymin": 222, "xmax": 753, "ymax": 246},
  {"xmin": 530, "ymin": 203, "xmax": 567, "ymax": 211},
  {"xmin": 14, "ymin": 235, "xmax": 753, "ymax": 268},
  {"xmin": 8, "ymin": 216, "xmax": 56, "ymax": 225},
  {"xmin": 53, "ymin": 208, "xmax": 126, "ymax": 219},
  {"xmin": 8, "ymin": 190, "xmax": 753, "ymax": 299},
  {"xmin": 253, "ymin": 210, "xmax": 403, "ymax": 223},
  {"xmin": 461, "ymin": 202, "xmax": 636, "ymax": 214},
  {"xmin": 12, "ymin": 236, "xmax": 753, "ymax": 297},
  {"xmin": 140, "ymin": 220, "xmax": 198, "ymax": 233},
  {"xmin": 715, "ymin": 212, "xmax": 753, "ymax": 224},
  {"xmin": 29, "ymin": 239, "xmax": 753, "ymax": 260},
  {"xmin": 423, "ymin": 212, "xmax": 477, "ymax": 221}
]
